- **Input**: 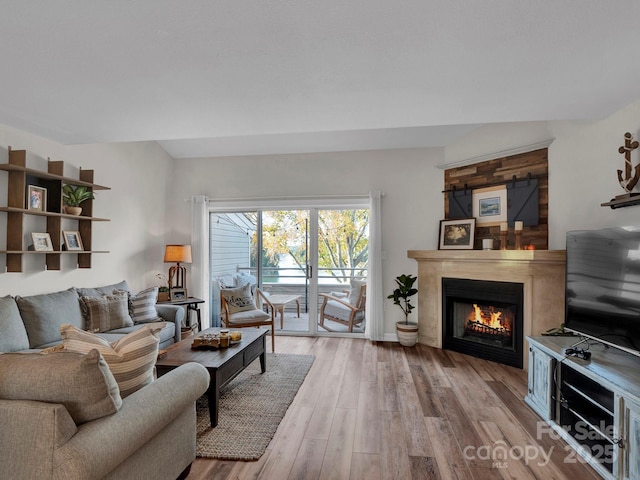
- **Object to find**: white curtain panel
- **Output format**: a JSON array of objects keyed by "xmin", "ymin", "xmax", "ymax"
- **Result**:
[
  {"xmin": 191, "ymin": 195, "xmax": 210, "ymax": 329},
  {"xmin": 365, "ymin": 190, "xmax": 384, "ymax": 341}
]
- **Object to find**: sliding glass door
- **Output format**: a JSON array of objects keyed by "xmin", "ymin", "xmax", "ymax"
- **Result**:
[
  {"xmin": 316, "ymin": 209, "xmax": 369, "ymax": 333},
  {"xmin": 210, "ymin": 205, "xmax": 368, "ymax": 336},
  {"xmin": 260, "ymin": 210, "xmax": 311, "ymax": 333}
]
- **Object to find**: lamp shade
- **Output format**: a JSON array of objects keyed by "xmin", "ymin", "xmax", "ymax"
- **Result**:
[{"xmin": 164, "ymin": 244, "xmax": 192, "ymax": 264}]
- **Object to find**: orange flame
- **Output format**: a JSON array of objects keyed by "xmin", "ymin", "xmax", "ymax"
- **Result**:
[{"xmin": 469, "ymin": 304, "xmax": 511, "ymax": 330}]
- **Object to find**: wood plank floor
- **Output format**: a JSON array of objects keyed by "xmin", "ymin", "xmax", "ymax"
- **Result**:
[{"xmin": 186, "ymin": 336, "xmax": 602, "ymax": 480}]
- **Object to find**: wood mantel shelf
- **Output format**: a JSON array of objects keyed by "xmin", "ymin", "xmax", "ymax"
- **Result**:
[
  {"xmin": 408, "ymin": 249, "xmax": 565, "ymax": 264},
  {"xmin": 408, "ymin": 249, "xmax": 566, "ymax": 369}
]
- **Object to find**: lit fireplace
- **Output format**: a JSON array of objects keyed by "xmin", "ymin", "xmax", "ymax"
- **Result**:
[
  {"xmin": 464, "ymin": 303, "xmax": 513, "ymax": 346},
  {"xmin": 442, "ymin": 278, "xmax": 523, "ymax": 368}
]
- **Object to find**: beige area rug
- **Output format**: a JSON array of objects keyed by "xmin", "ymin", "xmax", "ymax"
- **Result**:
[{"xmin": 196, "ymin": 353, "xmax": 314, "ymax": 460}]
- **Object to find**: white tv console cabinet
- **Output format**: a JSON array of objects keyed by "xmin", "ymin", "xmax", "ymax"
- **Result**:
[{"xmin": 526, "ymin": 336, "xmax": 640, "ymax": 480}]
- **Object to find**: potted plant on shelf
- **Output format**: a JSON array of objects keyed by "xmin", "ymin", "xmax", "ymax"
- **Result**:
[
  {"xmin": 388, "ymin": 273, "xmax": 419, "ymax": 346},
  {"xmin": 156, "ymin": 273, "xmax": 170, "ymax": 302},
  {"xmin": 62, "ymin": 184, "xmax": 94, "ymax": 216}
]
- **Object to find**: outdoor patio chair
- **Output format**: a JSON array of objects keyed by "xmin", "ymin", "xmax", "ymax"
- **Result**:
[
  {"xmin": 318, "ymin": 280, "xmax": 366, "ymax": 332},
  {"xmin": 220, "ymin": 284, "xmax": 275, "ymax": 351}
]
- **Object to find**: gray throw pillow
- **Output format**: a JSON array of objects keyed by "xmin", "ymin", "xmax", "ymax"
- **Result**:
[
  {"xmin": 16, "ymin": 288, "xmax": 83, "ymax": 348},
  {"xmin": 80, "ymin": 292, "xmax": 134, "ymax": 333},
  {"xmin": 0, "ymin": 296, "xmax": 29, "ymax": 352},
  {"xmin": 0, "ymin": 349, "xmax": 122, "ymax": 424}
]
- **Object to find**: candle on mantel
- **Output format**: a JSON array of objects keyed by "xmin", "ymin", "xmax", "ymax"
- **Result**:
[
  {"xmin": 515, "ymin": 221, "xmax": 523, "ymax": 231},
  {"xmin": 500, "ymin": 222, "xmax": 508, "ymax": 231}
]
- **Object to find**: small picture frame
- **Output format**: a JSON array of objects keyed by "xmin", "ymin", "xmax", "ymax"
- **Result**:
[
  {"xmin": 439, "ymin": 218, "xmax": 476, "ymax": 250},
  {"xmin": 31, "ymin": 232, "xmax": 54, "ymax": 252},
  {"xmin": 472, "ymin": 185, "xmax": 507, "ymax": 226},
  {"xmin": 62, "ymin": 231, "xmax": 84, "ymax": 251},
  {"xmin": 170, "ymin": 288, "xmax": 188, "ymax": 301},
  {"xmin": 27, "ymin": 185, "xmax": 47, "ymax": 212}
]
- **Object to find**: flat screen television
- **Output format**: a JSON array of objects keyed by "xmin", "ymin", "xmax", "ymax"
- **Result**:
[{"xmin": 565, "ymin": 226, "xmax": 640, "ymax": 357}]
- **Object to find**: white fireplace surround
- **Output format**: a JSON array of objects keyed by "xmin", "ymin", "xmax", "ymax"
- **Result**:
[{"xmin": 408, "ymin": 250, "xmax": 566, "ymax": 369}]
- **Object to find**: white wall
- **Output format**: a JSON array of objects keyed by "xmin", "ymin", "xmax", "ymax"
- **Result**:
[
  {"xmin": 167, "ymin": 148, "xmax": 445, "ymax": 333},
  {"xmin": 4, "ymin": 94, "xmax": 640, "ymax": 336},
  {"xmin": 0, "ymin": 124, "xmax": 174, "ymax": 296},
  {"xmin": 441, "ymin": 97, "xmax": 640, "ymax": 249},
  {"xmin": 547, "ymin": 100, "xmax": 640, "ymax": 248},
  {"xmin": 167, "ymin": 97, "xmax": 640, "ymax": 336}
]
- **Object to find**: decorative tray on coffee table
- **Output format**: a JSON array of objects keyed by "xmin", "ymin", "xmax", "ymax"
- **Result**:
[{"xmin": 191, "ymin": 332, "xmax": 242, "ymax": 350}]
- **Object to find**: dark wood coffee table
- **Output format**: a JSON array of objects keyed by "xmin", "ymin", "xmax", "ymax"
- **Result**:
[{"xmin": 156, "ymin": 327, "xmax": 267, "ymax": 427}]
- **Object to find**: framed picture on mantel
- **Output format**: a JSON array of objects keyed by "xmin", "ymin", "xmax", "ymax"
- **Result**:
[{"xmin": 439, "ymin": 218, "xmax": 476, "ymax": 250}]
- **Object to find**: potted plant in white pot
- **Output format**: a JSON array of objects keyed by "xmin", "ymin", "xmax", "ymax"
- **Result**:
[
  {"xmin": 388, "ymin": 273, "xmax": 419, "ymax": 346},
  {"xmin": 62, "ymin": 184, "xmax": 94, "ymax": 215}
]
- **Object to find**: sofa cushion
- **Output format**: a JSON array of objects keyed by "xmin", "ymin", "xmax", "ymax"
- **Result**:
[
  {"xmin": 221, "ymin": 284, "xmax": 256, "ymax": 313},
  {"xmin": 80, "ymin": 292, "xmax": 134, "ymax": 333},
  {"xmin": 0, "ymin": 296, "xmax": 29, "ymax": 352},
  {"xmin": 59, "ymin": 323, "xmax": 161, "ymax": 397},
  {"xmin": 99, "ymin": 322, "xmax": 174, "ymax": 346},
  {"xmin": 127, "ymin": 287, "xmax": 163, "ymax": 324},
  {"xmin": 76, "ymin": 280, "xmax": 130, "ymax": 298},
  {"xmin": 349, "ymin": 279, "xmax": 366, "ymax": 306},
  {"xmin": 0, "ymin": 349, "xmax": 122, "ymax": 424},
  {"xmin": 16, "ymin": 288, "xmax": 84, "ymax": 348}
]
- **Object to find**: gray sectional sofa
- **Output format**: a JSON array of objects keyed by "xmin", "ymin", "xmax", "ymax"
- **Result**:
[
  {"xmin": 0, "ymin": 281, "xmax": 209, "ymax": 480},
  {"xmin": 0, "ymin": 280, "xmax": 183, "ymax": 353}
]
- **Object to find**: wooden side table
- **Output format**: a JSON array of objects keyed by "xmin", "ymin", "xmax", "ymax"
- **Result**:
[
  {"xmin": 266, "ymin": 294, "xmax": 300, "ymax": 329},
  {"xmin": 157, "ymin": 297, "xmax": 205, "ymax": 332}
]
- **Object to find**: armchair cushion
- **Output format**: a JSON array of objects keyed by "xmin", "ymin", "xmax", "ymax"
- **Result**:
[
  {"xmin": 225, "ymin": 308, "xmax": 271, "ymax": 325},
  {"xmin": 221, "ymin": 284, "xmax": 256, "ymax": 313},
  {"xmin": 0, "ymin": 349, "xmax": 122, "ymax": 424},
  {"xmin": 323, "ymin": 299, "xmax": 364, "ymax": 322},
  {"xmin": 59, "ymin": 323, "xmax": 161, "ymax": 398},
  {"xmin": 349, "ymin": 279, "xmax": 367, "ymax": 306},
  {"xmin": 80, "ymin": 292, "xmax": 134, "ymax": 333}
]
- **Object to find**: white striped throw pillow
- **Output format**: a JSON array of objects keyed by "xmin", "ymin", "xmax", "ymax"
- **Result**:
[
  {"xmin": 59, "ymin": 323, "xmax": 161, "ymax": 397},
  {"xmin": 127, "ymin": 287, "xmax": 164, "ymax": 324}
]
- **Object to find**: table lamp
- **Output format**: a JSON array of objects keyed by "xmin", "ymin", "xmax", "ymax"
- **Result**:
[{"xmin": 164, "ymin": 244, "xmax": 192, "ymax": 290}]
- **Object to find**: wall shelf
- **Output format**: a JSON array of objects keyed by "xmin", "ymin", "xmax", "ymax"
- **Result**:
[
  {"xmin": 0, "ymin": 147, "xmax": 111, "ymax": 272},
  {"xmin": 601, "ymin": 193, "xmax": 640, "ymax": 209},
  {"xmin": 0, "ymin": 206, "xmax": 109, "ymax": 221}
]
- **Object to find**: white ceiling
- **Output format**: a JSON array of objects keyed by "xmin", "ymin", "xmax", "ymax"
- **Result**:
[{"xmin": 1, "ymin": 1, "xmax": 640, "ymax": 158}]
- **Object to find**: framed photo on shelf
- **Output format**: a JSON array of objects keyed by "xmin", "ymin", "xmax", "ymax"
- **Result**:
[
  {"xmin": 62, "ymin": 231, "xmax": 84, "ymax": 251},
  {"xmin": 438, "ymin": 218, "xmax": 476, "ymax": 250},
  {"xmin": 170, "ymin": 288, "xmax": 188, "ymax": 302},
  {"xmin": 472, "ymin": 185, "xmax": 507, "ymax": 226},
  {"xmin": 31, "ymin": 232, "xmax": 54, "ymax": 252},
  {"xmin": 27, "ymin": 185, "xmax": 47, "ymax": 212}
]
